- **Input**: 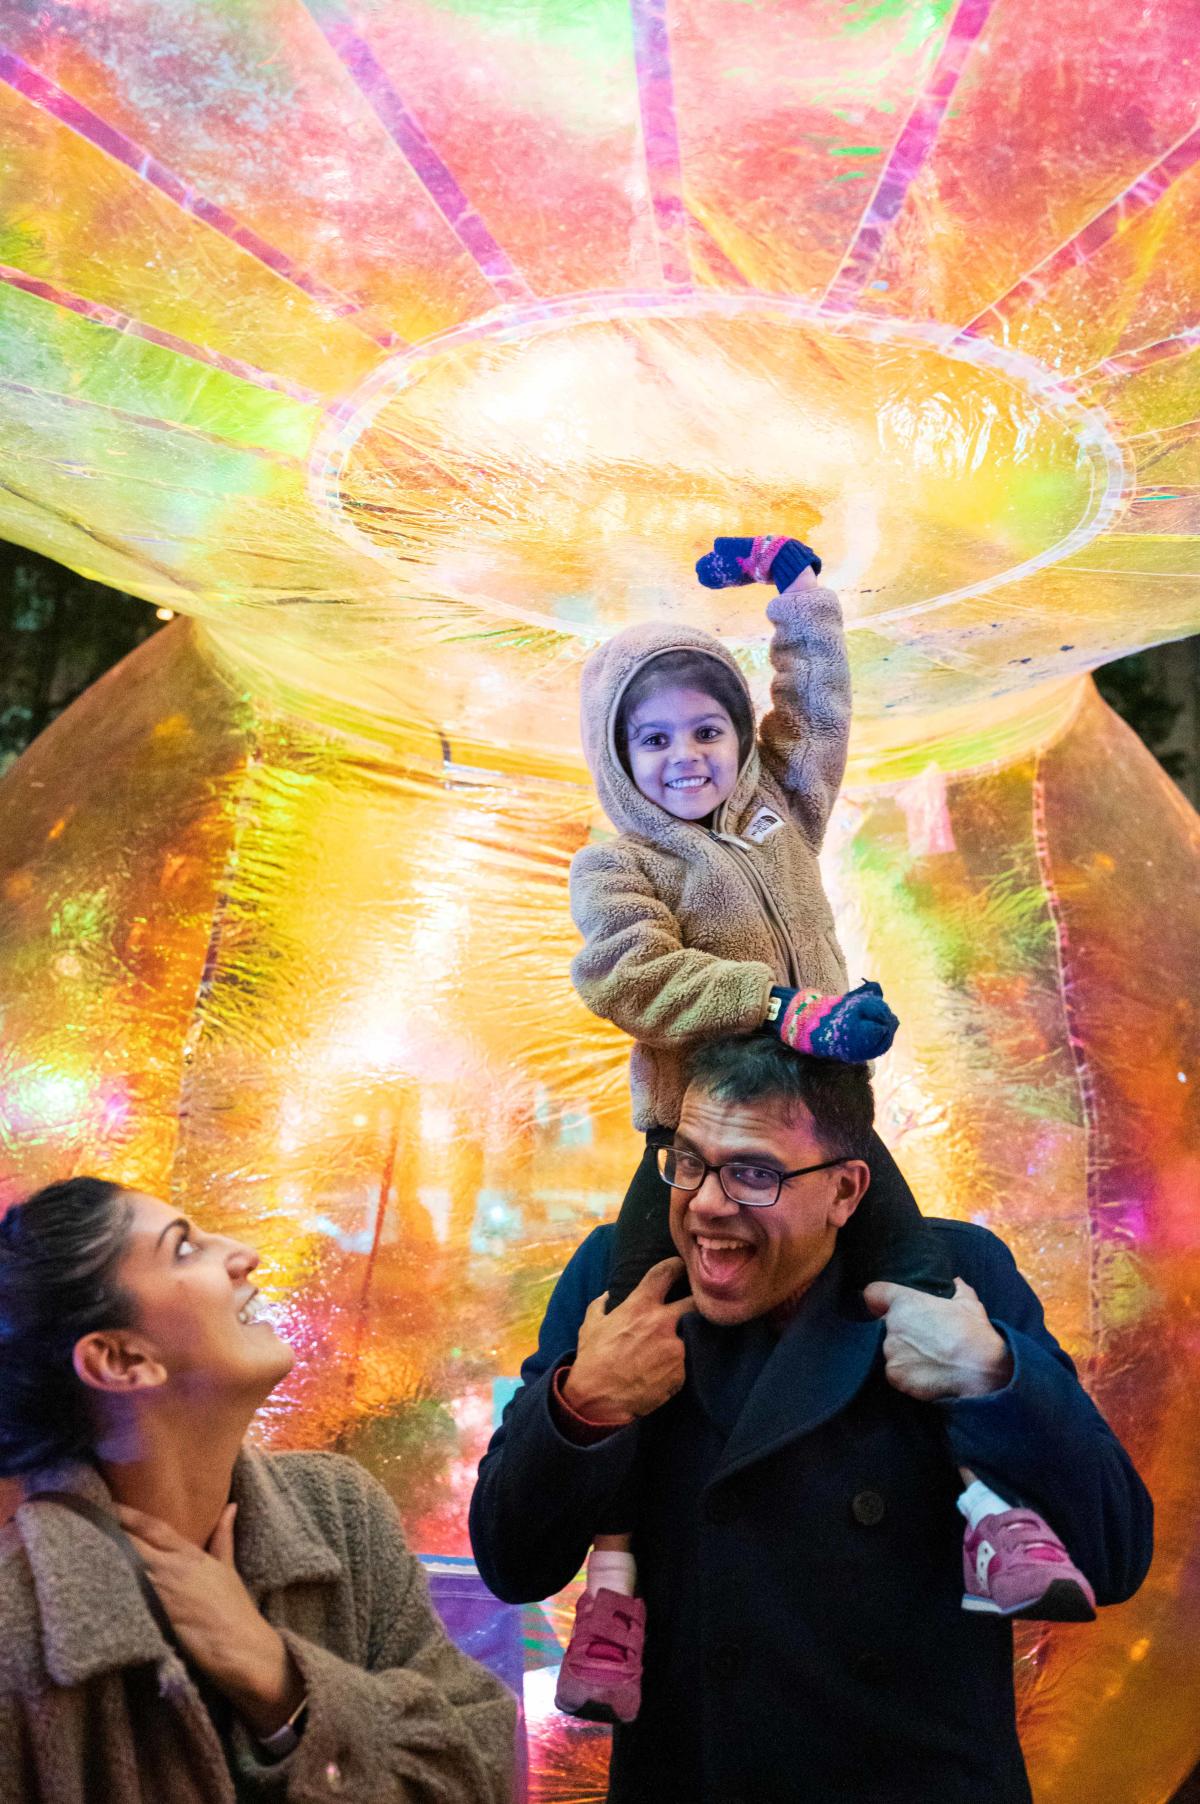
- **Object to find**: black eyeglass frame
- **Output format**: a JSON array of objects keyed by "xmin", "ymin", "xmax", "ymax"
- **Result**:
[{"xmin": 655, "ymin": 1144, "xmax": 848, "ymax": 1209}]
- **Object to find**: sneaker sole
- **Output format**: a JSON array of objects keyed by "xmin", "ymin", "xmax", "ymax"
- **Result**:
[
  {"xmin": 556, "ymin": 1695, "xmax": 630, "ymax": 1725},
  {"xmin": 554, "ymin": 1676, "xmax": 640, "ymax": 1725},
  {"xmin": 962, "ymin": 1578, "xmax": 1096, "ymax": 1622}
]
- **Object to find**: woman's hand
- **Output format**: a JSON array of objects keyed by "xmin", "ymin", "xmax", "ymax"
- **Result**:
[{"xmin": 117, "ymin": 1502, "xmax": 305, "ymax": 1738}]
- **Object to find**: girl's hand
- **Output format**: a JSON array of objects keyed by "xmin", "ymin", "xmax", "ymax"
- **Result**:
[
  {"xmin": 117, "ymin": 1502, "xmax": 305, "ymax": 1737},
  {"xmin": 768, "ymin": 979, "xmax": 898, "ymax": 1061},
  {"xmin": 696, "ymin": 536, "xmax": 821, "ymax": 590}
]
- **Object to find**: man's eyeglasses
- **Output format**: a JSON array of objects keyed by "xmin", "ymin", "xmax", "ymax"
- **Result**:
[{"xmin": 655, "ymin": 1144, "xmax": 846, "ymax": 1210}]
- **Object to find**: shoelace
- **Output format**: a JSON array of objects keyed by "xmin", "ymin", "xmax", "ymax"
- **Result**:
[{"xmin": 991, "ymin": 1514, "xmax": 1069, "ymax": 1559}]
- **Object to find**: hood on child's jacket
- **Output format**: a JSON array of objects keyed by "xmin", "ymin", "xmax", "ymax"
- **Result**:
[
  {"xmin": 579, "ymin": 620, "xmax": 762, "ymax": 843},
  {"xmin": 570, "ymin": 583, "xmax": 853, "ymax": 1131}
]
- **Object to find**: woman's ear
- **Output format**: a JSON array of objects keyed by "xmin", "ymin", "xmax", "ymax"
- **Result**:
[
  {"xmin": 829, "ymin": 1159, "xmax": 871, "ymax": 1229},
  {"xmin": 73, "ymin": 1330, "xmax": 167, "ymax": 1395}
]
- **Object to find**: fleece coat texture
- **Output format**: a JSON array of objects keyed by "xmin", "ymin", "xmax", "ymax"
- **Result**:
[
  {"xmin": 570, "ymin": 579, "xmax": 851, "ymax": 1131},
  {"xmin": 0, "ymin": 1448, "xmax": 516, "ymax": 1804}
]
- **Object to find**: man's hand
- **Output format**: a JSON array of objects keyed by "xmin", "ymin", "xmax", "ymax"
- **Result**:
[
  {"xmin": 561, "ymin": 1257, "xmax": 696, "ymax": 1426},
  {"xmin": 117, "ymin": 1502, "xmax": 305, "ymax": 1738},
  {"xmin": 862, "ymin": 1277, "xmax": 1014, "ymax": 1401}
]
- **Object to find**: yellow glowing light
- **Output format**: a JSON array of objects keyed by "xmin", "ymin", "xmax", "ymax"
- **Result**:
[{"xmin": 0, "ymin": 6, "xmax": 1197, "ymax": 1801}]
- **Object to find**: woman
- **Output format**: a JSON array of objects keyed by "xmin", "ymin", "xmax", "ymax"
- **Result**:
[{"xmin": 0, "ymin": 1176, "xmax": 516, "ymax": 1803}]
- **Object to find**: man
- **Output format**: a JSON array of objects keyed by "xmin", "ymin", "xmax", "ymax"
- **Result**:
[{"xmin": 469, "ymin": 1036, "xmax": 1152, "ymax": 1803}]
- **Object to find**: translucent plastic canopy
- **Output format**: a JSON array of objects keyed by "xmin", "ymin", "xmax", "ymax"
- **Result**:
[
  {"xmin": 1, "ymin": 7, "xmax": 1199, "ymax": 1803},
  {"xmin": 0, "ymin": 0, "xmax": 1197, "ymax": 777}
]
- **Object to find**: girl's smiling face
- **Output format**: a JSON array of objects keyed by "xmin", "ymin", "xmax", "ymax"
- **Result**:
[{"xmin": 625, "ymin": 685, "xmax": 740, "ymax": 821}]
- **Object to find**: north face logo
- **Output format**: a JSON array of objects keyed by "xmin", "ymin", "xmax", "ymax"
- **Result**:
[{"xmin": 745, "ymin": 806, "xmax": 785, "ymax": 844}]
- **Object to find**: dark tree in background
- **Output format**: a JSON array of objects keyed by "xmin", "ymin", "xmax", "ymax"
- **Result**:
[
  {"xmin": 1095, "ymin": 655, "xmax": 1186, "ymax": 779},
  {"xmin": 0, "ymin": 542, "xmax": 165, "ymax": 772}
]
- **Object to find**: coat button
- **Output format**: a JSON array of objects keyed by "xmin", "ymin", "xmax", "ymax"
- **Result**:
[
  {"xmin": 854, "ymin": 1651, "xmax": 889, "ymax": 1686},
  {"xmin": 708, "ymin": 1640, "xmax": 741, "ymax": 1682},
  {"xmin": 851, "ymin": 1487, "xmax": 886, "ymax": 1527}
]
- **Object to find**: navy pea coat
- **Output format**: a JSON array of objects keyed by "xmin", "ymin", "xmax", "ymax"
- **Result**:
[{"xmin": 469, "ymin": 1220, "xmax": 1152, "ymax": 1804}]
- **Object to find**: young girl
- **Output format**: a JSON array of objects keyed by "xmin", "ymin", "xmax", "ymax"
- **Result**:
[{"xmin": 556, "ymin": 534, "xmax": 1096, "ymax": 1724}]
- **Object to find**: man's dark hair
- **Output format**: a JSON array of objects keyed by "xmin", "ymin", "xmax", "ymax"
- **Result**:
[
  {"xmin": 616, "ymin": 649, "xmax": 755, "ymax": 776},
  {"xmin": 685, "ymin": 1035, "xmax": 874, "ymax": 1159},
  {"xmin": 0, "ymin": 1176, "xmax": 136, "ymax": 1475}
]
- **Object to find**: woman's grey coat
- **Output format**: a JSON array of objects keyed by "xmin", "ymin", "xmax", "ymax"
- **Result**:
[{"xmin": 0, "ymin": 1448, "xmax": 515, "ymax": 1803}]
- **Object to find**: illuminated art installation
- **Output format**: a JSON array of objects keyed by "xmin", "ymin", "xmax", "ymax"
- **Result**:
[{"xmin": 0, "ymin": 2, "xmax": 1198, "ymax": 1798}]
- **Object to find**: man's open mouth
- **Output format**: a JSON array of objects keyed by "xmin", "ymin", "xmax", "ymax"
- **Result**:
[{"xmin": 692, "ymin": 1233, "xmax": 755, "ymax": 1289}]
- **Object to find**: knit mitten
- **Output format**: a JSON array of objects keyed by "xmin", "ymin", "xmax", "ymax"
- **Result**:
[
  {"xmin": 766, "ymin": 980, "xmax": 898, "ymax": 1062},
  {"xmin": 695, "ymin": 535, "xmax": 822, "ymax": 591}
]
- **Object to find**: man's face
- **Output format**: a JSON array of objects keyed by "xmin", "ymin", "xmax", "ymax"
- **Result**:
[{"xmin": 668, "ymin": 1087, "xmax": 869, "ymax": 1325}]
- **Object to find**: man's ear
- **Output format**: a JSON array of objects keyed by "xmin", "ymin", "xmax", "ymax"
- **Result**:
[
  {"xmin": 829, "ymin": 1159, "xmax": 871, "ymax": 1229},
  {"xmin": 73, "ymin": 1330, "xmax": 168, "ymax": 1396}
]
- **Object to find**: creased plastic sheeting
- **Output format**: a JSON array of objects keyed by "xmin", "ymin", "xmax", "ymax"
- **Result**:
[
  {"xmin": 0, "ymin": 0, "xmax": 1197, "ymax": 780},
  {"xmin": 829, "ymin": 685, "xmax": 1200, "ymax": 1803},
  {"xmin": 0, "ymin": 628, "xmax": 1196, "ymax": 1802},
  {"xmin": 0, "ymin": 2, "xmax": 1199, "ymax": 1799}
]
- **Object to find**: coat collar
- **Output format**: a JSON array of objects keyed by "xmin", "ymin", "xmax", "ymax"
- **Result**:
[
  {"xmin": 15, "ymin": 1447, "xmax": 342, "ymax": 1689},
  {"xmin": 681, "ymin": 1253, "xmax": 885, "ymax": 1484}
]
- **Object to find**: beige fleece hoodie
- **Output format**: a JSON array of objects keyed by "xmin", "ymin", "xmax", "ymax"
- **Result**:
[{"xmin": 569, "ymin": 578, "xmax": 852, "ymax": 1132}]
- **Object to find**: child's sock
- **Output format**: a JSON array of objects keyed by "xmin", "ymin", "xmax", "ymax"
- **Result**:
[
  {"xmin": 767, "ymin": 980, "xmax": 898, "ymax": 1062},
  {"xmin": 587, "ymin": 1550, "xmax": 637, "ymax": 1597},
  {"xmin": 957, "ymin": 1479, "xmax": 1012, "ymax": 1530}
]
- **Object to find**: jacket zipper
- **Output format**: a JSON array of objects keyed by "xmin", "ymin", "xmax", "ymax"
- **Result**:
[{"xmin": 709, "ymin": 830, "xmax": 800, "ymax": 989}]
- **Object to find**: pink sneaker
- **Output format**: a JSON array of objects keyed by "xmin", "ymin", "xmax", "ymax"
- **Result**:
[
  {"xmin": 962, "ymin": 1508, "xmax": 1096, "ymax": 1621},
  {"xmin": 554, "ymin": 1588, "xmax": 645, "ymax": 1724}
]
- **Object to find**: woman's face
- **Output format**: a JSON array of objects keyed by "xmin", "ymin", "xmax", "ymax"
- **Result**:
[{"xmin": 112, "ymin": 1192, "xmax": 294, "ymax": 1405}]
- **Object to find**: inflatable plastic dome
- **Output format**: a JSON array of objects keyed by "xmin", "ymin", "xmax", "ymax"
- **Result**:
[{"xmin": 0, "ymin": 3, "xmax": 1197, "ymax": 1798}]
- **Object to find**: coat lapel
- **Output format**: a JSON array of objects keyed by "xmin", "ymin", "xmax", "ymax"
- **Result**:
[
  {"xmin": 15, "ymin": 1448, "xmax": 342, "ymax": 1691},
  {"xmin": 16, "ymin": 1462, "xmax": 171, "ymax": 1689},
  {"xmin": 685, "ymin": 1257, "xmax": 885, "ymax": 1484},
  {"xmin": 229, "ymin": 1450, "xmax": 343, "ymax": 1597}
]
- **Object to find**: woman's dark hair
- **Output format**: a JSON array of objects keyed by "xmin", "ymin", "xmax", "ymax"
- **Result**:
[
  {"xmin": 615, "ymin": 650, "xmax": 755, "ymax": 776},
  {"xmin": 0, "ymin": 1177, "xmax": 136, "ymax": 1475},
  {"xmin": 685, "ymin": 1035, "xmax": 875, "ymax": 1160}
]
